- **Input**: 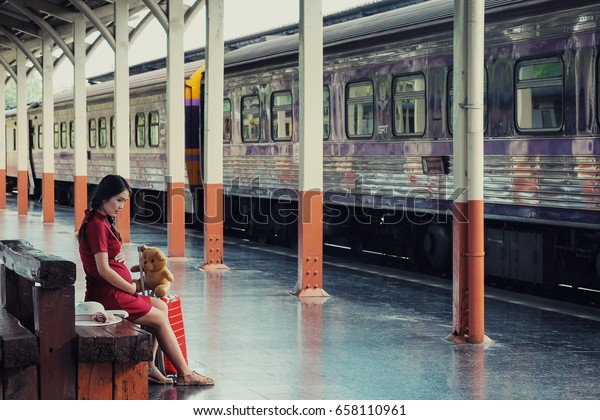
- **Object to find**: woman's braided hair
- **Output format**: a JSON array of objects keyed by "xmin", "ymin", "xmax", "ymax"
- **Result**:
[{"xmin": 77, "ymin": 174, "xmax": 132, "ymax": 243}]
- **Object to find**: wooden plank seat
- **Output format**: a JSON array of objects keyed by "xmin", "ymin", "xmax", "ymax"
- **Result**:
[
  {"xmin": 76, "ymin": 320, "xmax": 152, "ymax": 400},
  {"xmin": 0, "ymin": 308, "xmax": 40, "ymax": 399}
]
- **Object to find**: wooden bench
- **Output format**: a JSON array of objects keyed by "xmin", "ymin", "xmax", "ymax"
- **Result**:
[
  {"xmin": 0, "ymin": 308, "xmax": 40, "ymax": 399},
  {"xmin": 0, "ymin": 239, "xmax": 77, "ymax": 399},
  {"xmin": 0, "ymin": 239, "xmax": 152, "ymax": 400},
  {"xmin": 77, "ymin": 320, "xmax": 152, "ymax": 400}
]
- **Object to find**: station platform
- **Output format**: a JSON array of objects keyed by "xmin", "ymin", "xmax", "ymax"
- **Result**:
[{"xmin": 2, "ymin": 197, "xmax": 600, "ymax": 401}]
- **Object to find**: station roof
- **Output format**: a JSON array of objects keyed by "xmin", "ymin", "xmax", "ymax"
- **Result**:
[
  {"xmin": 0, "ymin": 0, "xmax": 420, "ymax": 82},
  {"xmin": 0, "ymin": 0, "xmax": 203, "ymax": 75}
]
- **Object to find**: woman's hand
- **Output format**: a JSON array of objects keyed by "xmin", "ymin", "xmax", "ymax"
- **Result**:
[{"xmin": 114, "ymin": 251, "xmax": 126, "ymax": 264}]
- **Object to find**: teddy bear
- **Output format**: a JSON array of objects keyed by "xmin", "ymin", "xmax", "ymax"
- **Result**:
[{"xmin": 131, "ymin": 244, "xmax": 174, "ymax": 297}]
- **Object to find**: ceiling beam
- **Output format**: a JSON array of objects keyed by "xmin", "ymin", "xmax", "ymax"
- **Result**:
[
  {"xmin": 184, "ymin": 0, "xmax": 204, "ymax": 31},
  {"xmin": 68, "ymin": 0, "xmax": 115, "ymax": 51},
  {"xmin": 0, "ymin": 54, "xmax": 17, "ymax": 80},
  {"xmin": 9, "ymin": 0, "xmax": 77, "ymax": 23},
  {"xmin": 141, "ymin": 0, "xmax": 167, "ymax": 32},
  {"xmin": 0, "ymin": 24, "xmax": 42, "ymax": 74},
  {"xmin": 7, "ymin": 1, "xmax": 74, "ymax": 63},
  {"xmin": 0, "ymin": 10, "xmax": 42, "ymax": 36}
]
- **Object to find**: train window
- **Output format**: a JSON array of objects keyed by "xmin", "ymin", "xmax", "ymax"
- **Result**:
[
  {"xmin": 110, "ymin": 116, "xmax": 115, "ymax": 148},
  {"xmin": 447, "ymin": 69, "xmax": 488, "ymax": 134},
  {"xmin": 54, "ymin": 123, "xmax": 59, "ymax": 149},
  {"xmin": 515, "ymin": 58, "xmax": 563, "ymax": 131},
  {"xmin": 241, "ymin": 95, "xmax": 260, "ymax": 142},
  {"xmin": 88, "ymin": 118, "xmax": 97, "ymax": 148},
  {"xmin": 148, "ymin": 112, "xmax": 159, "ymax": 147},
  {"xmin": 271, "ymin": 91, "xmax": 293, "ymax": 141},
  {"xmin": 392, "ymin": 75, "xmax": 425, "ymax": 136},
  {"xmin": 323, "ymin": 86, "xmax": 330, "ymax": 140},
  {"xmin": 69, "ymin": 121, "xmax": 75, "ymax": 148},
  {"xmin": 98, "ymin": 117, "xmax": 107, "ymax": 148},
  {"xmin": 135, "ymin": 113, "xmax": 146, "ymax": 147},
  {"xmin": 37, "ymin": 125, "xmax": 42, "ymax": 149},
  {"xmin": 346, "ymin": 81, "xmax": 374, "ymax": 138},
  {"xmin": 60, "ymin": 122, "xmax": 67, "ymax": 148},
  {"xmin": 223, "ymin": 99, "xmax": 232, "ymax": 142}
]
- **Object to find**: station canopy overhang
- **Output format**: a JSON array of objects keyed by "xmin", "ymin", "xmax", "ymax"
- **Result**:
[{"xmin": 0, "ymin": 0, "xmax": 204, "ymax": 79}]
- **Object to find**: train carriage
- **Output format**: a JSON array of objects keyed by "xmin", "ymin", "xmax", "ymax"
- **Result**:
[
  {"xmin": 215, "ymin": 0, "xmax": 600, "ymax": 289},
  {"xmin": 6, "ymin": 0, "xmax": 600, "ymax": 293}
]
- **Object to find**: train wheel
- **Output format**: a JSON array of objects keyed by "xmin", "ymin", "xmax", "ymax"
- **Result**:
[
  {"xmin": 248, "ymin": 199, "xmax": 272, "ymax": 244},
  {"xmin": 286, "ymin": 221, "xmax": 298, "ymax": 249},
  {"xmin": 67, "ymin": 184, "xmax": 75, "ymax": 207},
  {"xmin": 252, "ymin": 224, "xmax": 270, "ymax": 244},
  {"xmin": 423, "ymin": 224, "xmax": 451, "ymax": 273}
]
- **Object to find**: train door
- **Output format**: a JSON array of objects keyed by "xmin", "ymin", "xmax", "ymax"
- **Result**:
[
  {"xmin": 28, "ymin": 118, "xmax": 37, "ymax": 195},
  {"xmin": 184, "ymin": 66, "xmax": 205, "ymax": 223}
]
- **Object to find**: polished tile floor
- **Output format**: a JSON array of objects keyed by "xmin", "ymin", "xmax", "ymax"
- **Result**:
[{"xmin": 2, "ymin": 198, "xmax": 600, "ymax": 400}]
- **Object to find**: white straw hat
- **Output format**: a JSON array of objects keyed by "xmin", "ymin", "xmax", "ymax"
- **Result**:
[{"xmin": 75, "ymin": 301, "xmax": 128, "ymax": 326}]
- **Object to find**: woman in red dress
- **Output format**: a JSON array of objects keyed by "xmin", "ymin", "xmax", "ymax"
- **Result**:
[{"xmin": 77, "ymin": 174, "xmax": 213, "ymax": 386}]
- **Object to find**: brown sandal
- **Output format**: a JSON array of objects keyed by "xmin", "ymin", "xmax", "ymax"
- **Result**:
[
  {"xmin": 148, "ymin": 366, "xmax": 174, "ymax": 384},
  {"xmin": 177, "ymin": 370, "xmax": 214, "ymax": 386}
]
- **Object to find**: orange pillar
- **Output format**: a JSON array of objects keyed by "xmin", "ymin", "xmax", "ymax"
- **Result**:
[
  {"xmin": 467, "ymin": 200, "xmax": 485, "ymax": 343},
  {"xmin": 74, "ymin": 175, "xmax": 87, "ymax": 232},
  {"xmin": 450, "ymin": 201, "xmax": 469, "ymax": 340},
  {"xmin": 167, "ymin": 181, "xmax": 186, "ymax": 258},
  {"xmin": 42, "ymin": 172, "xmax": 55, "ymax": 223},
  {"xmin": 17, "ymin": 170, "xmax": 28, "ymax": 215},
  {"xmin": 296, "ymin": 190, "xmax": 328, "ymax": 297},
  {"xmin": 201, "ymin": 1, "xmax": 227, "ymax": 270},
  {"xmin": 0, "ymin": 169, "xmax": 6, "ymax": 209},
  {"xmin": 201, "ymin": 183, "xmax": 228, "ymax": 270},
  {"xmin": 117, "ymin": 200, "xmax": 130, "ymax": 243}
]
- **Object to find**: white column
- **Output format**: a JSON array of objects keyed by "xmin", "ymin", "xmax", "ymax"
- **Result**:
[
  {"xmin": 467, "ymin": 2, "xmax": 485, "ymax": 206},
  {"xmin": 167, "ymin": 1, "xmax": 185, "ymax": 184},
  {"xmin": 295, "ymin": 0, "xmax": 328, "ymax": 297},
  {"xmin": 42, "ymin": 35, "xmax": 54, "ymax": 176},
  {"xmin": 16, "ymin": 51, "xmax": 27, "ymax": 175},
  {"xmin": 114, "ymin": 0, "xmax": 131, "ymax": 241},
  {"xmin": 204, "ymin": 0, "xmax": 224, "ymax": 186},
  {"xmin": 114, "ymin": 0, "xmax": 130, "ymax": 179},
  {"xmin": 450, "ymin": 0, "xmax": 469, "ymax": 340},
  {"xmin": 201, "ymin": 0, "xmax": 227, "ymax": 269},
  {"xmin": 166, "ymin": 0, "xmax": 186, "ymax": 257},
  {"xmin": 16, "ymin": 49, "xmax": 28, "ymax": 215},
  {"xmin": 73, "ymin": 16, "xmax": 88, "ymax": 230},
  {"xmin": 42, "ymin": 33, "xmax": 55, "ymax": 222},
  {"xmin": 299, "ymin": 0, "xmax": 323, "ymax": 193},
  {"xmin": 465, "ymin": 0, "xmax": 486, "ymax": 344},
  {"xmin": 74, "ymin": 16, "xmax": 86, "ymax": 179}
]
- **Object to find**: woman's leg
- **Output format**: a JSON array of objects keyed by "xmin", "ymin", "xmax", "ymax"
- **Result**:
[
  {"xmin": 148, "ymin": 298, "xmax": 167, "ymax": 367},
  {"xmin": 146, "ymin": 298, "xmax": 173, "ymax": 384},
  {"xmin": 135, "ymin": 302, "xmax": 213, "ymax": 386}
]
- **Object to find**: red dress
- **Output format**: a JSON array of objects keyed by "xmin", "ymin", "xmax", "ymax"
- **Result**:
[{"xmin": 79, "ymin": 210, "xmax": 151, "ymax": 321}]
